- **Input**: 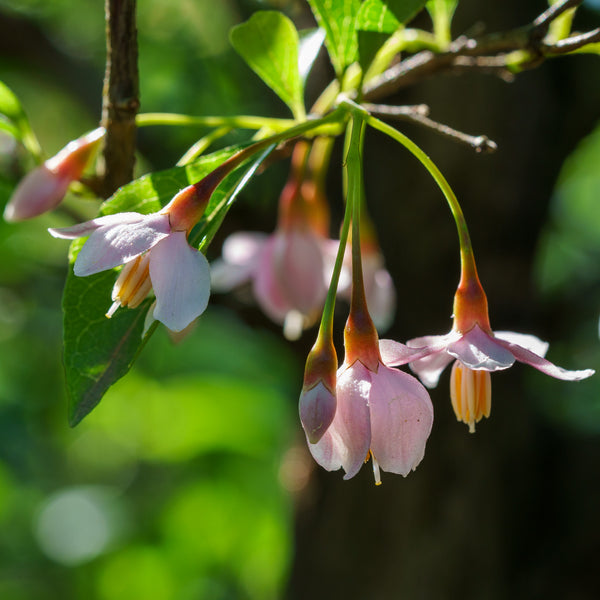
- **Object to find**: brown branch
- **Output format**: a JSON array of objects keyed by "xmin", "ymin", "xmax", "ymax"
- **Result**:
[
  {"xmin": 363, "ymin": 103, "xmax": 498, "ymax": 154},
  {"xmin": 101, "ymin": 0, "xmax": 139, "ymax": 197},
  {"xmin": 363, "ymin": 0, "xmax": 588, "ymax": 101}
]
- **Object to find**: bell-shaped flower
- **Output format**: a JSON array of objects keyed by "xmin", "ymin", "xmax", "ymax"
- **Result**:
[
  {"xmin": 307, "ymin": 271, "xmax": 433, "ymax": 483},
  {"xmin": 4, "ymin": 127, "xmax": 105, "ymax": 222},
  {"xmin": 48, "ymin": 184, "xmax": 211, "ymax": 332},
  {"xmin": 381, "ymin": 261, "xmax": 595, "ymax": 432},
  {"xmin": 211, "ymin": 147, "xmax": 333, "ymax": 340}
]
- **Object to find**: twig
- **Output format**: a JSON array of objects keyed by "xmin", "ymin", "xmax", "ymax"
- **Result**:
[
  {"xmin": 101, "ymin": 0, "xmax": 139, "ymax": 197},
  {"xmin": 363, "ymin": 0, "xmax": 589, "ymax": 101},
  {"xmin": 363, "ymin": 103, "xmax": 497, "ymax": 154}
]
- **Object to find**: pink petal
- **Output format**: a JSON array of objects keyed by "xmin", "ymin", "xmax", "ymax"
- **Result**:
[
  {"xmin": 309, "ymin": 361, "xmax": 372, "ymax": 479},
  {"xmin": 299, "ymin": 381, "xmax": 337, "ymax": 444},
  {"xmin": 222, "ymin": 231, "xmax": 268, "ymax": 266},
  {"xmin": 73, "ymin": 213, "xmax": 171, "ymax": 276},
  {"xmin": 409, "ymin": 351, "xmax": 455, "ymax": 388},
  {"xmin": 150, "ymin": 231, "xmax": 210, "ymax": 332},
  {"xmin": 210, "ymin": 259, "xmax": 255, "ymax": 291},
  {"xmin": 379, "ymin": 339, "xmax": 435, "ymax": 366},
  {"xmin": 364, "ymin": 264, "xmax": 396, "ymax": 332},
  {"xmin": 210, "ymin": 231, "xmax": 268, "ymax": 291},
  {"xmin": 253, "ymin": 234, "xmax": 292, "ymax": 323},
  {"xmin": 276, "ymin": 230, "xmax": 327, "ymax": 316},
  {"xmin": 447, "ymin": 325, "xmax": 515, "ymax": 371},
  {"xmin": 404, "ymin": 332, "xmax": 462, "ymax": 387},
  {"xmin": 4, "ymin": 165, "xmax": 69, "ymax": 222},
  {"xmin": 494, "ymin": 338, "xmax": 595, "ymax": 381},
  {"xmin": 49, "ymin": 212, "xmax": 147, "ymax": 239},
  {"xmin": 493, "ymin": 330, "xmax": 549, "ymax": 357},
  {"xmin": 369, "ymin": 364, "xmax": 433, "ymax": 477}
]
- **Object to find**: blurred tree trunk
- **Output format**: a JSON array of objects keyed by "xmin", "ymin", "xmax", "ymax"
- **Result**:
[{"xmin": 287, "ymin": 2, "xmax": 600, "ymax": 599}]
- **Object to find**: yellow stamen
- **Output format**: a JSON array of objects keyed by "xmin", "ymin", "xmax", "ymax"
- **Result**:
[
  {"xmin": 105, "ymin": 253, "xmax": 152, "ymax": 318},
  {"xmin": 449, "ymin": 360, "xmax": 491, "ymax": 433}
]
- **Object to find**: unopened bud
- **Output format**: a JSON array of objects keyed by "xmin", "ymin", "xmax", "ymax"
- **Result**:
[
  {"xmin": 299, "ymin": 336, "xmax": 338, "ymax": 443},
  {"xmin": 4, "ymin": 127, "xmax": 105, "ymax": 222}
]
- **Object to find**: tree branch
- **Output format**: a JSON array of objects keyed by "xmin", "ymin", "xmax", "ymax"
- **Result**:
[
  {"xmin": 363, "ymin": 0, "xmax": 589, "ymax": 101},
  {"xmin": 363, "ymin": 103, "xmax": 498, "ymax": 154},
  {"xmin": 101, "ymin": 0, "xmax": 139, "ymax": 197}
]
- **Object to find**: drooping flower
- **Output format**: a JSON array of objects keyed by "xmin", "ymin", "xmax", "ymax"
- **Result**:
[
  {"xmin": 307, "ymin": 306, "xmax": 433, "ymax": 483},
  {"xmin": 211, "ymin": 142, "xmax": 333, "ymax": 339},
  {"xmin": 49, "ymin": 184, "xmax": 211, "ymax": 332},
  {"xmin": 4, "ymin": 127, "xmax": 105, "ymax": 222},
  {"xmin": 305, "ymin": 161, "xmax": 433, "ymax": 482},
  {"xmin": 381, "ymin": 258, "xmax": 595, "ymax": 432}
]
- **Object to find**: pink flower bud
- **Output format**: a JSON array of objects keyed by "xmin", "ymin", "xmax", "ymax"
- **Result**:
[{"xmin": 4, "ymin": 127, "xmax": 105, "ymax": 222}]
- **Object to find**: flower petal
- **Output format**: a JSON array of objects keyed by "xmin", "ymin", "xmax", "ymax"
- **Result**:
[
  {"xmin": 150, "ymin": 231, "xmax": 210, "ymax": 332},
  {"xmin": 369, "ymin": 364, "xmax": 433, "ymax": 477},
  {"xmin": 309, "ymin": 362, "xmax": 371, "ymax": 479},
  {"xmin": 253, "ymin": 234, "xmax": 292, "ymax": 323},
  {"xmin": 404, "ymin": 331, "xmax": 462, "ymax": 387},
  {"xmin": 379, "ymin": 339, "xmax": 435, "ymax": 366},
  {"xmin": 4, "ymin": 166, "xmax": 70, "ymax": 222},
  {"xmin": 493, "ymin": 330, "xmax": 549, "ymax": 357},
  {"xmin": 74, "ymin": 213, "xmax": 171, "ymax": 276},
  {"xmin": 447, "ymin": 325, "xmax": 515, "ymax": 371},
  {"xmin": 276, "ymin": 230, "xmax": 327, "ymax": 315},
  {"xmin": 494, "ymin": 339, "xmax": 595, "ymax": 381},
  {"xmin": 49, "ymin": 212, "xmax": 147, "ymax": 239},
  {"xmin": 299, "ymin": 381, "xmax": 337, "ymax": 444},
  {"xmin": 222, "ymin": 231, "xmax": 268, "ymax": 266},
  {"xmin": 409, "ymin": 351, "xmax": 455, "ymax": 388}
]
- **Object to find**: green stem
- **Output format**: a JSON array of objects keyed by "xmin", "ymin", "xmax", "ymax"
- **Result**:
[
  {"xmin": 136, "ymin": 112, "xmax": 296, "ymax": 132},
  {"xmin": 366, "ymin": 114, "xmax": 478, "ymax": 279},
  {"xmin": 316, "ymin": 125, "xmax": 356, "ymax": 340}
]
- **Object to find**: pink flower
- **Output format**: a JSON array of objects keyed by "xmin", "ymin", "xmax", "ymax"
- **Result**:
[
  {"xmin": 211, "ymin": 228, "xmax": 329, "ymax": 338},
  {"xmin": 308, "ymin": 356, "xmax": 433, "ymax": 483},
  {"xmin": 381, "ymin": 275, "xmax": 595, "ymax": 432},
  {"xmin": 48, "ymin": 185, "xmax": 211, "ymax": 332},
  {"xmin": 4, "ymin": 127, "xmax": 105, "ymax": 222}
]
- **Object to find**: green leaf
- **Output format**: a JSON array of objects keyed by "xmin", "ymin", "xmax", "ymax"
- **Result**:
[
  {"xmin": 0, "ymin": 80, "xmax": 25, "ymax": 123},
  {"xmin": 307, "ymin": 0, "xmax": 361, "ymax": 77},
  {"xmin": 357, "ymin": 0, "xmax": 428, "ymax": 32},
  {"xmin": 0, "ymin": 80, "xmax": 41, "ymax": 158},
  {"xmin": 63, "ymin": 146, "xmax": 272, "ymax": 426},
  {"xmin": 230, "ymin": 11, "xmax": 305, "ymax": 120},
  {"xmin": 298, "ymin": 28, "xmax": 326, "ymax": 83}
]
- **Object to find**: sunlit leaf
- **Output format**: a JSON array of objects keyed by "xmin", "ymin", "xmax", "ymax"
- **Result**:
[
  {"xmin": 357, "ymin": 0, "xmax": 399, "ymax": 33},
  {"xmin": 307, "ymin": 0, "xmax": 361, "ymax": 76},
  {"xmin": 0, "ymin": 80, "xmax": 41, "ymax": 157},
  {"xmin": 63, "ymin": 147, "xmax": 272, "ymax": 425},
  {"xmin": 0, "ymin": 81, "xmax": 25, "ymax": 124},
  {"xmin": 230, "ymin": 11, "xmax": 305, "ymax": 119},
  {"xmin": 298, "ymin": 28, "xmax": 326, "ymax": 83}
]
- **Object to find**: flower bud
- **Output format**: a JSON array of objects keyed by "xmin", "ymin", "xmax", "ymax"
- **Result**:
[
  {"xmin": 4, "ymin": 127, "xmax": 105, "ymax": 222},
  {"xmin": 299, "ymin": 336, "xmax": 338, "ymax": 444}
]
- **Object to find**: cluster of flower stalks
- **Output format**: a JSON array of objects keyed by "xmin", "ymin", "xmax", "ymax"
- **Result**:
[{"xmin": 4, "ymin": 122, "xmax": 594, "ymax": 485}]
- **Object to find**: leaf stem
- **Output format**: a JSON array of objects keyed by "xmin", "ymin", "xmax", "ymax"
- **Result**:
[{"xmin": 136, "ymin": 112, "xmax": 296, "ymax": 132}]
